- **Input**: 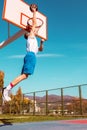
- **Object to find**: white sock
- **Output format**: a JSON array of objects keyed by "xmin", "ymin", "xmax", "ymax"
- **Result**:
[
  {"xmin": 6, "ymin": 84, "xmax": 11, "ymax": 91},
  {"xmin": 6, "ymin": 83, "xmax": 14, "ymax": 91}
]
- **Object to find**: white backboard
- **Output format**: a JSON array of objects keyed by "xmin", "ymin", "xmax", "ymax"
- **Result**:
[{"xmin": 2, "ymin": 0, "xmax": 47, "ymax": 40}]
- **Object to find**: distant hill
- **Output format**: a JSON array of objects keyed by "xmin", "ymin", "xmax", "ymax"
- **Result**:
[{"xmin": 25, "ymin": 94, "xmax": 76, "ymax": 103}]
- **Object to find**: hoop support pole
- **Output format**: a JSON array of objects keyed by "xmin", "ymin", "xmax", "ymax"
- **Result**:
[{"xmin": 0, "ymin": 29, "xmax": 26, "ymax": 49}]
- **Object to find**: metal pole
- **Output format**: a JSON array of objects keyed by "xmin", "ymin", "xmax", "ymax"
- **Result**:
[
  {"xmin": 61, "ymin": 88, "xmax": 64, "ymax": 116},
  {"xmin": 8, "ymin": 22, "xmax": 10, "ymax": 38},
  {"xmin": 78, "ymin": 85, "xmax": 83, "ymax": 115},
  {"xmin": 22, "ymin": 94, "xmax": 24, "ymax": 115},
  {"xmin": 33, "ymin": 92, "xmax": 35, "ymax": 115},
  {"xmin": 46, "ymin": 90, "xmax": 48, "ymax": 115}
]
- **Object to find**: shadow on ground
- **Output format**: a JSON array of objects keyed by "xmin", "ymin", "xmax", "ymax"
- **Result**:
[{"xmin": 0, "ymin": 119, "xmax": 13, "ymax": 127}]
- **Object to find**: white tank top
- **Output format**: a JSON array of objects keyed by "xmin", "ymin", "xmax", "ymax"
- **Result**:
[{"xmin": 26, "ymin": 36, "xmax": 38, "ymax": 54}]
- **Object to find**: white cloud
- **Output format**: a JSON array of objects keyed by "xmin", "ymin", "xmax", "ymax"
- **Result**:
[
  {"xmin": 7, "ymin": 53, "xmax": 65, "ymax": 59},
  {"xmin": 37, "ymin": 53, "xmax": 65, "ymax": 58},
  {"xmin": 8, "ymin": 55, "xmax": 24, "ymax": 59}
]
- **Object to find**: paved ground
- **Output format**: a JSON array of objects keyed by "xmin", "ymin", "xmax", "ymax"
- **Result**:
[{"xmin": 0, "ymin": 119, "xmax": 87, "ymax": 130}]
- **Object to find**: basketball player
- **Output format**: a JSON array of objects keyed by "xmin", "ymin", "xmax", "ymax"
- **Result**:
[{"xmin": 3, "ymin": 4, "xmax": 45, "ymax": 101}]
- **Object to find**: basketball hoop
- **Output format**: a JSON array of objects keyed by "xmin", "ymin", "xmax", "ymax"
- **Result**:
[
  {"xmin": 2, "ymin": 0, "xmax": 47, "ymax": 40},
  {"xmin": 27, "ymin": 18, "xmax": 44, "ymax": 28}
]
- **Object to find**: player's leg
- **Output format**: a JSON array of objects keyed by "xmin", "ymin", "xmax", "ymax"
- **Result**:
[
  {"xmin": 3, "ymin": 52, "xmax": 36, "ymax": 101},
  {"xmin": 3, "ymin": 74, "xmax": 28, "ymax": 101},
  {"xmin": 11, "ymin": 73, "xmax": 28, "ymax": 87}
]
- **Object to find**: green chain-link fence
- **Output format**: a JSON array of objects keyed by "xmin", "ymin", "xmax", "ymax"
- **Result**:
[{"xmin": 1, "ymin": 84, "xmax": 87, "ymax": 116}]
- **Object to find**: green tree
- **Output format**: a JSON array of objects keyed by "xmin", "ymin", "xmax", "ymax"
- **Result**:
[
  {"xmin": 0, "ymin": 71, "xmax": 4, "ymax": 113},
  {"xmin": 2, "ymin": 87, "xmax": 31, "ymax": 114},
  {"xmin": 0, "ymin": 71, "xmax": 4, "ymax": 104},
  {"xmin": 16, "ymin": 87, "xmax": 23, "ymax": 113},
  {"xmin": 11, "ymin": 87, "xmax": 23, "ymax": 114},
  {"xmin": 0, "ymin": 71, "xmax": 4, "ymax": 89}
]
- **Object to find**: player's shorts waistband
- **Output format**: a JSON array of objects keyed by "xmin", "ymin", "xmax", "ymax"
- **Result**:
[{"xmin": 27, "ymin": 51, "xmax": 36, "ymax": 55}]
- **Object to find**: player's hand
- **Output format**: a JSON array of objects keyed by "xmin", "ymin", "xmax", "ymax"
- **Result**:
[
  {"xmin": 41, "ymin": 39, "xmax": 45, "ymax": 43},
  {"xmin": 32, "ymin": 8, "xmax": 36, "ymax": 12}
]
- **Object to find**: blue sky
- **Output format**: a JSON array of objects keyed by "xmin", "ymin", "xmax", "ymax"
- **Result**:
[{"xmin": 0, "ymin": 0, "xmax": 87, "ymax": 95}]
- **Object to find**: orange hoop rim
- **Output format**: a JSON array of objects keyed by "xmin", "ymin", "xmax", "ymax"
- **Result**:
[{"xmin": 27, "ymin": 17, "xmax": 44, "ymax": 28}]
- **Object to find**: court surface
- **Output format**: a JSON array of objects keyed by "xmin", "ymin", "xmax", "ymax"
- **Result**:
[{"xmin": 0, "ymin": 119, "xmax": 87, "ymax": 130}]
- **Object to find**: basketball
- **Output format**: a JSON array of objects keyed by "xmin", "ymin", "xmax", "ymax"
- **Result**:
[{"xmin": 30, "ymin": 4, "xmax": 38, "ymax": 12}]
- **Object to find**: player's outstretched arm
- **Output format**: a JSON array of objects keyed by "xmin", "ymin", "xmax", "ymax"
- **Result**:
[
  {"xmin": 38, "ymin": 39, "xmax": 45, "ymax": 51},
  {"xmin": 31, "ymin": 9, "xmax": 37, "ymax": 33}
]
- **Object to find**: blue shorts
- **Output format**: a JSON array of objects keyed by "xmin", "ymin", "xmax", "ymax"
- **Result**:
[{"xmin": 21, "ymin": 52, "xmax": 36, "ymax": 75}]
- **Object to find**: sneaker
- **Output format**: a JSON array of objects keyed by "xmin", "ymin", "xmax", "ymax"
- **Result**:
[{"xmin": 3, "ymin": 88, "xmax": 11, "ymax": 101}]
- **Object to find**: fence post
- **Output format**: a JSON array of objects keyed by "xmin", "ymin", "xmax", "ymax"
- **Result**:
[
  {"xmin": 46, "ymin": 90, "xmax": 48, "ymax": 115},
  {"xmin": 78, "ymin": 85, "xmax": 83, "ymax": 115},
  {"xmin": 33, "ymin": 92, "xmax": 35, "ymax": 115},
  {"xmin": 61, "ymin": 88, "xmax": 64, "ymax": 116}
]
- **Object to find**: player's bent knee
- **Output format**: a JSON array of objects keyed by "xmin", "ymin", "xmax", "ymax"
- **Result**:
[
  {"xmin": 22, "ymin": 74, "xmax": 28, "ymax": 80},
  {"xmin": 25, "ymin": 74, "xmax": 28, "ymax": 79}
]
